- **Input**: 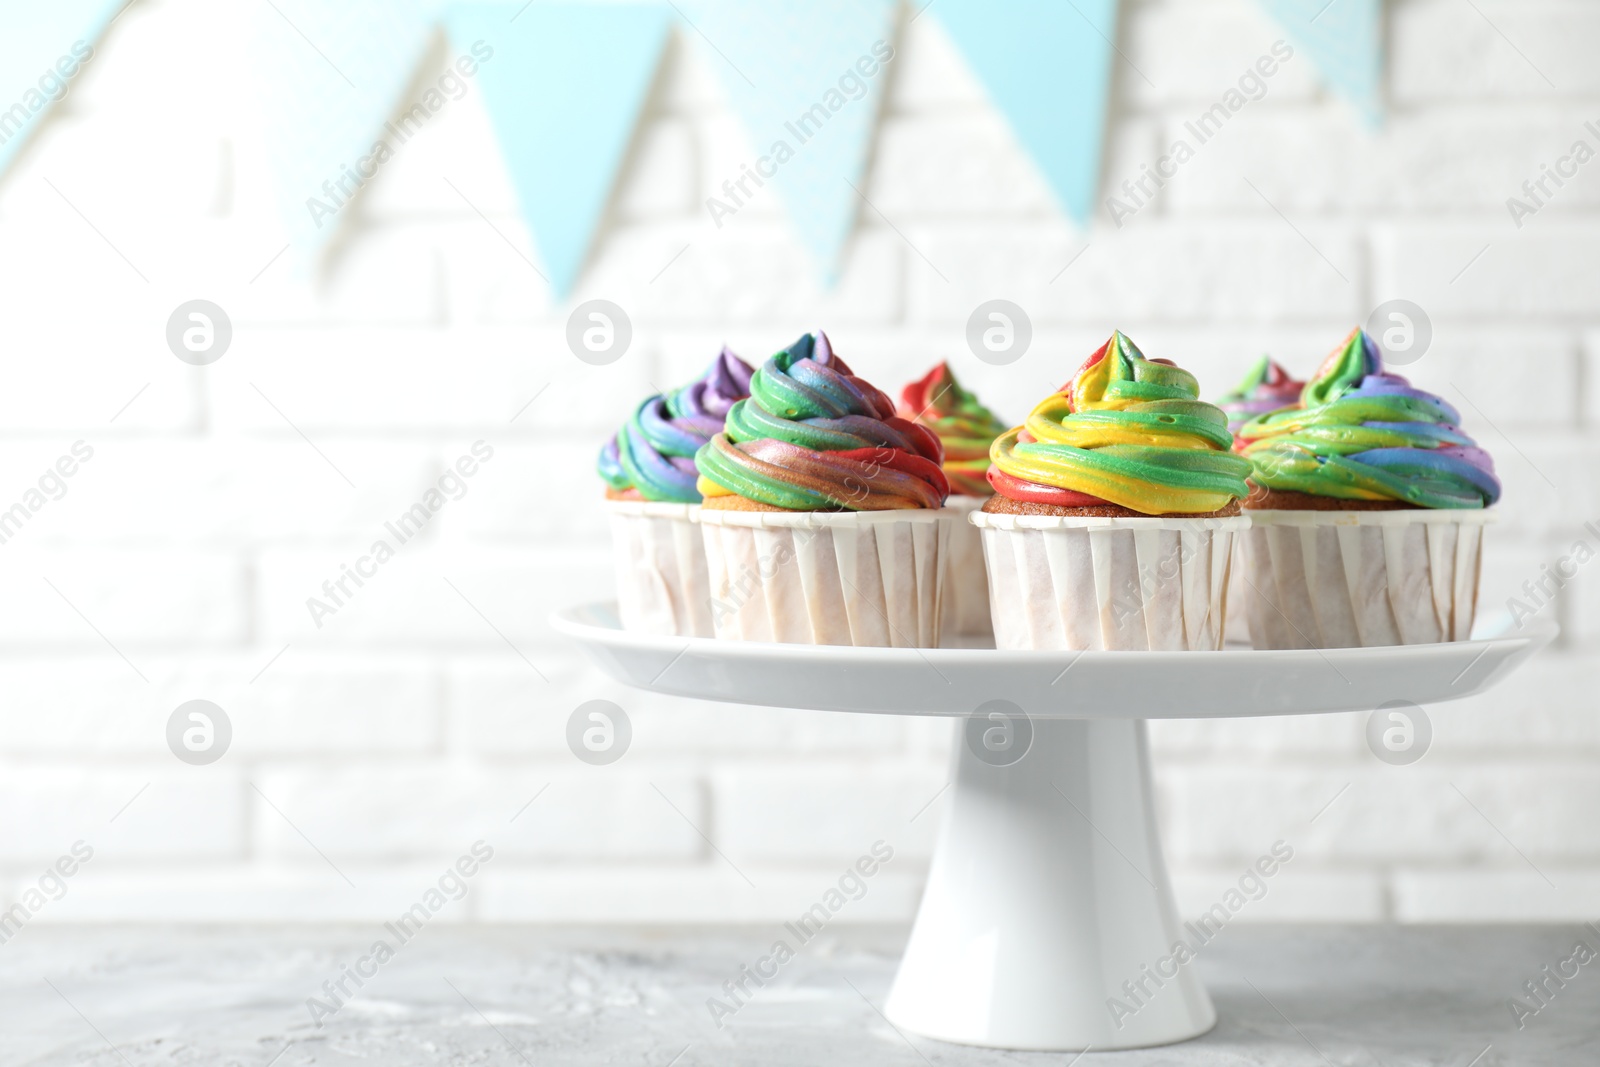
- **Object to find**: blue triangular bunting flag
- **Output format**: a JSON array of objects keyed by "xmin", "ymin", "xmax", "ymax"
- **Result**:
[
  {"xmin": 1259, "ymin": 0, "xmax": 1382, "ymax": 124},
  {"xmin": 934, "ymin": 0, "xmax": 1118, "ymax": 225},
  {"xmin": 253, "ymin": 0, "xmax": 441, "ymax": 259},
  {"xmin": 445, "ymin": 1, "xmax": 670, "ymax": 298},
  {"xmin": 676, "ymin": 0, "xmax": 898, "ymax": 280},
  {"xmin": 0, "ymin": 0, "xmax": 127, "ymax": 177}
]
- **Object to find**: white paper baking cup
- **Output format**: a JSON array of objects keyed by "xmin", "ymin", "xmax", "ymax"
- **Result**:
[
  {"xmin": 1222, "ymin": 540, "xmax": 1252, "ymax": 647},
  {"xmin": 970, "ymin": 511, "xmax": 1248, "ymax": 652},
  {"xmin": 938, "ymin": 497, "xmax": 993, "ymax": 639},
  {"xmin": 697, "ymin": 507, "xmax": 949, "ymax": 647},
  {"xmin": 1239, "ymin": 508, "xmax": 1494, "ymax": 649},
  {"xmin": 606, "ymin": 500, "xmax": 714, "ymax": 638}
]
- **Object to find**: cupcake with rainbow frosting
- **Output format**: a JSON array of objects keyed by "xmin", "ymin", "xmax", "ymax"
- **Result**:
[
  {"xmin": 1216, "ymin": 355, "xmax": 1305, "ymax": 439},
  {"xmin": 1234, "ymin": 327, "xmax": 1499, "ymax": 648},
  {"xmin": 971, "ymin": 331, "xmax": 1252, "ymax": 650},
  {"xmin": 695, "ymin": 332, "xmax": 952, "ymax": 646},
  {"xmin": 898, "ymin": 362, "xmax": 1009, "ymax": 639},
  {"xmin": 600, "ymin": 347, "xmax": 751, "ymax": 503},
  {"xmin": 598, "ymin": 346, "xmax": 754, "ymax": 637},
  {"xmin": 897, "ymin": 362, "xmax": 1008, "ymax": 497},
  {"xmin": 1213, "ymin": 354, "xmax": 1306, "ymax": 644}
]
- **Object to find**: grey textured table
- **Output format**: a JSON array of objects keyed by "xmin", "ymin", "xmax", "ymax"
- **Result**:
[{"xmin": 2, "ymin": 926, "xmax": 1596, "ymax": 1065}]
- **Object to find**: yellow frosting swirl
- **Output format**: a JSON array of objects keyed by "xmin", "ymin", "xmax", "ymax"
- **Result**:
[{"xmin": 989, "ymin": 332, "xmax": 1252, "ymax": 514}]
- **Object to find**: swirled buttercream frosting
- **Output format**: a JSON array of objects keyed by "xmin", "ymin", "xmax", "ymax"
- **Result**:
[
  {"xmin": 694, "ymin": 332, "xmax": 949, "ymax": 511},
  {"xmin": 986, "ymin": 331, "xmax": 1253, "ymax": 515},
  {"xmin": 1217, "ymin": 355, "xmax": 1304, "ymax": 436},
  {"xmin": 1237, "ymin": 328, "xmax": 1501, "ymax": 509},
  {"xmin": 897, "ymin": 362, "xmax": 1008, "ymax": 497},
  {"xmin": 598, "ymin": 346, "xmax": 753, "ymax": 503}
]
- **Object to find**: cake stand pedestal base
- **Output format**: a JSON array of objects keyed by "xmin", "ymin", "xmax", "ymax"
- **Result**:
[
  {"xmin": 885, "ymin": 718, "xmax": 1215, "ymax": 1051},
  {"xmin": 553, "ymin": 602, "xmax": 1557, "ymax": 1052}
]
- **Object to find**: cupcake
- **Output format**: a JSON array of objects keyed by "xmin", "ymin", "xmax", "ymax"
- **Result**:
[
  {"xmin": 598, "ymin": 347, "xmax": 753, "ymax": 636},
  {"xmin": 972, "ymin": 331, "xmax": 1253, "ymax": 651},
  {"xmin": 1217, "ymin": 355, "xmax": 1306, "ymax": 438},
  {"xmin": 1213, "ymin": 355, "xmax": 1306, "ymax": 644},
  {"xmin": 898, "ymin": 362, "xmax": 1009, "ymax": 640},
  {"xmin": 695, "ymin": 332, "xmax": 951, "ymax": 646},
  {"xmin": 1235, "ymin": 328, "xmax": 1500, "ymax": 648}
]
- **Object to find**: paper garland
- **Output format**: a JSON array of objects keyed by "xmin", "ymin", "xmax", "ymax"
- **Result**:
[
  {"xmin": 674, "ymin": 0, "xmax": 899, "ymax": 282},
  {"xmin": 444, "ymin": 2, "xmax": 670, "ymax": 296},
  {"xmin": 0, "ymin": 0, "xmax": 127, "ymax": 175},
  {"xmin": 0, "ymin": 0, "xmax": 1388, "ymax": 292},
  {"xmin": 251, "ymin": 0, "xmax": 441, "ymax": 260},
  {"xmin": 1258, "ymin": 0, "xmax": 1383, "ymax": 125},
  {"xmin": 933, "ymin": 0, "xmax": 1118, "ymax": 225}
]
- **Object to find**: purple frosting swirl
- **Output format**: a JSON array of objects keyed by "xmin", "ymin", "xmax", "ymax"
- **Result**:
[
  {"xmin": 597, "ymin": 347, "xmax": 754, "ymax": 503},
  {"xmin": 1239, "ymin": 328, "xmax": 1501, "ymax": 508}
]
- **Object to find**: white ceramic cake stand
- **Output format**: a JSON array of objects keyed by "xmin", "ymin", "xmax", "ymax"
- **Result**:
[{"xmin": 553, "ymin": 604, "xmax": 1556, "ymax": 1052}]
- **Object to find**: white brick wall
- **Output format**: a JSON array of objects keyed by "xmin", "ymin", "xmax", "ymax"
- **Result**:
[{"xmin": 2, "ymin": 0, "xmax": 1596, "ymax": 926}]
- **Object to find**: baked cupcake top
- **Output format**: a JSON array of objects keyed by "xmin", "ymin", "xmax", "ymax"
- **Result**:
[
  {"xmin": 598, "ymin": 346, "xmax": 754, "ymax": 503},
  {"xmin": 1236, "ymin": 328, "xmax": 1501, "ymax": 509},
  {"xmin": 897, "ymin": 362, "xmax": 1008, "ymax": 497},
  {"xmin": 987, "ymin": 331, "xmax": 1252, "ymax": 515},
  {"xmin": 1216, "ymin": 355, "xmax": 1304, "ymax": 437},
  {"xmin": 695, "ymin": 332, "xmax": 949, "ymax": 511}
]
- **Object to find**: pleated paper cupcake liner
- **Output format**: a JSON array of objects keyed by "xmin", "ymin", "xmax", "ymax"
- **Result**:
[
  {"xmin": 1222, "ymin": 542, "xmax": 1252, "ymax": 647},
  {"xmin": 606, "ymin": 500, "xmax": 714, "ymax": 638},
  {"xmin": 937, "ymin": 497, "xmax": 994, "ymax": 640},
  {"xmin": 970, "ymin": 511, "xmax": 1248, "ymax": 652},
  {"xmin": 698, "ymin": 508, "xmax": 949, "ymax": 647},
  {"xmin": 1239, "ymin": 508, "xmax": 1492, "ymax": 649}
]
